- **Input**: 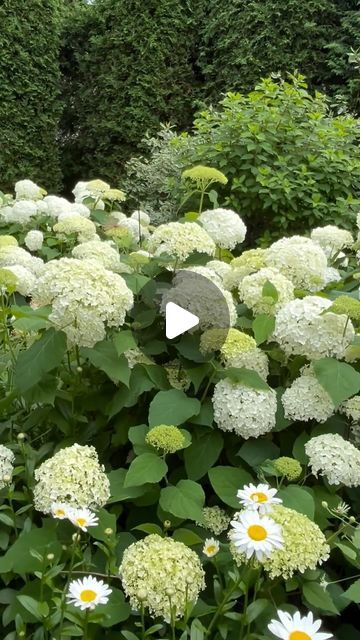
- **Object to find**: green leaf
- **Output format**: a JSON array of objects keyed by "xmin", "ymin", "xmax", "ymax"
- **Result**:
[
  {"xmin": 278, "ymin": 485, "xmax": 315, "ymax": 519},
  {"xmin": 313, "ymin": 358, "xmax": 360, "ymax": 407},
  {"xmin": 82, "ymin": 340, "xmax": 130, "ymax": 386},
  {"xmin": 184, "ymin": 430, "xmax": 223, "ymax": 480},
  {"xmin": 262, "ymin": 280, "xmax": 279, "ymax": 302},
  {"xmin": 172, "ymin": 528, "xmax": 203, "ymax": 546},
  {"xmin": 344, "ymin": 579, "xmax": 360, "ymax": 603},
  {"xmin": 148, "ymin": 389, "xmax": 201, "ymax": 427},
  {"xmin": 252, "ymin": 314, "xmax": 275, "ymax": 345},
  {"xmin": 160, "ymin": 480, "xmax": 205, "ymax": 522},
  {"xmin": 237, "ymin": 439, "xmax": 279, "ymax": 467},
  {"xmin": 218, "ymin": 368, "xmax": 270, "ymax": 391},
  {"xmin": 17, "ymin": 596, "xmax": 46, "ymax": 621},
  {"xmin": 14, "ymin": 328, "xmax": 67, "ymax": 393},
  {"xmin": 113, "ymin": 330, "xmax": 137, "ymax": 354},
  {"xmin": 302, "ymin": 582, "xmax": 339, "ymax": 614},
  {"xmin": 132, "ymin": 523, "xmax": 163, "ymax": 536},
  {"xmin": 191, "ymin": 618, "xmax": 205, "ymax": 640},
  {"xmin": 208, "ymin": 466, "xmax": 252, "ymax": 508},
  {"xmin": 107, "ymin": 469, "xmax": 147, "ymax": 503},
  {"xmin": 0, "ymin": 520, "xmax": 62, "ymax": 573},
  {"xmin": 98, "ymin": 588, "xmax": 131, "ymax": 627},
  {"xmin": 124, "ymin": 453, "xmax": 168, "ymax": 487},
  {"xmin": 12, "ymin": 305, "xmax": 51, "ymax": 332}
]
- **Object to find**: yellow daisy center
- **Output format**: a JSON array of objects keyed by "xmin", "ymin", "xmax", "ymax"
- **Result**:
[
  {"xmin": 250, "ymin": 492, "xmax": 268, "ymax": 503},
  {"xmin": 289, "ymin": 633, "xmax": 311, "ymax": 640},
  {"xmin": 55, "ymin": 509, "xmax": 65, "ymax": 517},
  {"xmin": 76, "ymin": 518, "xmax": 87, "ymax": 527},
  {"xmin": 80, "ymin": 589, "xmax": 97, "ymax": 603},
  {"xmin": 206, "ymin": 545, "xmax": 217, "ymax": 554},
  {"xmin": 247, "ymin": 524, "xmax": 268, "ymax": 541}
]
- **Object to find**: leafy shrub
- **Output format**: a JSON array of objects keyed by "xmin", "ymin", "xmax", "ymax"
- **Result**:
[
  {"xmin": 0, "ymin": 0, "xmax": 63, "ymax": 193},
  {"xmin": 1, "ymin": 176, "xmax": 360, "ymax": 638}
]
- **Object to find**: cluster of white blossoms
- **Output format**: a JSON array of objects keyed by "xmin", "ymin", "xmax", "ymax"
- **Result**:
[
  {"xmin": 205, "ymin": 259, "xmax": 232, "ymax": 283},
  {"xmin": 212, "ymin": 379, "xmax": 277, "ymax": 438},
  {"xmin": 71, "ymin": 239, "xmax": 130, "ymax": 273},
  {"xmin": 53, "ymin": 214, "xmax": 97, "ymax": 243},
  {"xmin": 305, "ymin": 434, "xmax": 360, "ymax": 487},
  {"xmin": 15, "ymin": 179, "xmax": 45, "ymax": 201},
  {"xmin": 147, "ymin": 222, "xmax": 216, "ymax": 261},
  {"xmin": 239, "ymin": 267, "xmax": 294, "ymax": 315},
  {"xmin": 119, "ymin": 534, "xmax": 205, "ymax": 622},
  {"xmin": 218, "ymin": 328, "xmax": 269, "ymax": 379},
  {"xmin": 33, "ymin": 444, "xmax": 110, "ymax": 513},
  {"xmin": 265, "ymin": 236, "xmax": 328, "ymax": 291},
  {"xmin": 282, "ymin": 366, "xmax": 334, "ymax": 423},
  {"xmin": 0, "ymin": 444, "xmax": 15, "ymax": 489},
  {"xmin": 31, "ymin": 257, "xmax": 133, "ymax": 346},
  {"xmin": 273, "ymin": 296, "xmax": 354, "ymax": 360},
  {"xmin": 223, "ymin": 249, "xmax": 268, "ymax": 290},
  {"xmin": 24, "ymin": 229, "xmax": 44, "ymax": 252},
  {"xmin": 198, "ymin": 208, "xmax": 246, "ymax": 249},
  {"xmin": 311, "ymin": 225, "xmax": 353, "ymax": 258},
  {"xmin": 41, "ymin": 195, "xmax": 90, "ymax": 219},
  {"xmin": 0, "ymin": 245, "xmax": 44, "ymax": 295},
  {"xmin": 340, "ymin": 395, "xmax": 360, "ymax": 423}
]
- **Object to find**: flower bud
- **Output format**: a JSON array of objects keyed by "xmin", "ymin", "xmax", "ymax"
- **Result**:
[
  {"xmin": 47, "ymin": 553, "xmax": 55, "ymax": 561},
  {"xmin": 72, "ymin": 532, "xmax": 81, "ymax": 543},
  {"xmin": 137, "ymin": 589, "xmax": 147, "ymax": 601},
  {"xmin": 76, "ymin": 366, "xmax": 83, "ymax": 373},
  {"xmin": 17, "ymin": 432, "xmax": 26, "ymax": 441},
  {"xmin": 163, "ymin": 520, "xmax": 171, "ymax": 529},
  {"xmin": 3, "ymin": 474, "xmax": 11, "ymax": 483},
  {"xmin": 349, "ymin": 516, "xmax": 356, "ymax": 524},
  {"xmin": 104, "ymin": 527, "xmax": 113, "ymax": 536},
  {"xmin": 166, "ymin": 587, "xmax": 176, "ymax": 597},
  {"xmin": 321, "ymin": 501, "xmax": 328, "ymax": 508}
]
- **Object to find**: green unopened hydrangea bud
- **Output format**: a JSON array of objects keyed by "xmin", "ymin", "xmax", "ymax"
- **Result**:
[
  {"xmin": 182, "ymin": 165, "xmax": 228, "ymax": 188},
  {"xmin": 17, "ymin": 432, "xmax": 26, "ymax": 441},
  {"xmin": 330, "ymin": 296, "xmax": 360, "ymax": 322},
  {"xmin": 0, "ymin": 235, "xmax": 18, "ymax": 247},
  {"xmin": 146, "ymin": 425, "xmax": 185, "ymax": 454},
  {"xmin": 0, "ymin": 267, "xmax": 17, "ymax": 292},
  {"xmin": 47, "ymin": 553, "xmax": 55, "ymax": 561},
  {"xmin": 200, "ymin": 506, "xmax": 230, "ymax": 535},
  {"xmin": 273, "ymin": 457, "xmax": 302, "ymax": 481}
]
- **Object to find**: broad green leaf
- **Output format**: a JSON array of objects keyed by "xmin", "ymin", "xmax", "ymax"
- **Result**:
[
  {"xmin": 82, "ymin": 340, "xmax": 130, "ymax": 386},
  {"xmin": 252, "ymin": 314, "xmax": 275, "ymax": 345},
  {"xmin": 172, "ymin": 528, "xmax": 203, "ymax": 546},
  {"xmin": 148, "ymin": 389, "xmax": 201, "ymax": 427},
  {"xmin": 124, "ymin": 453, "xmax": 168, "ymax": 487},
  {"xmin": 113, "ymin": 330, "xmax": 137, "ymax": 354},
  {"xmin": 0, "ymin": 520, "xmax": 62, "ymax": 573},
  {"xmin": 344, "ymin": 579, "xmax": 360, "ymax": 603},
  {"xmin": 160, "ymin": 480, "xmax": 205, "ymax": 522},
  {"xmin": 237, "ymin": 439, "xmax": 279, "ymax": 467},
  {"xmin": 262, "ymin": 280, "xmax": 278, "ymax": 302},
  {"xmin": 184, "ymin": 430, "xmax": 223, "ymax": 480},
  {"xmin": 107, "ymin": 469, "xmax": 147, "ymax": 503},
  {"xmin": 278, "ymin": 485, "xmax": 315, "ymax": 519},
  {"xmin": 313, "ymin": 358, "xmax": 360, "ymax": 407},
  {"xmin": 302, "ymin": 581, "xmax": 339, "ymax": 614},
  {"xmin": 14, "ymin": 328, "xmax": 67, "ymax": 393},
  {"xmin": 17, "ymin": 596, "xmax": 46, "ymax": 621},
  {"xmin": 98, "ymin": 588, "xmax": 131, "ymax": 627},
  {"xmin": 208, "ymin": 466, "xmax": 252, "ymax": 508},
  {"xmin": 218, "ymin": 368, "xmax": 270, "ymax": 391},
  {"xmin": 191, "ymin": 618, "xmax": 205, "ymax": 640},
  {"xmin": 12, "ymin": 305, "xmax": 51, "ymax": 332},
  {"xmin": 132, "ymin": 523, "xmax": 163, "ymax": 536}
]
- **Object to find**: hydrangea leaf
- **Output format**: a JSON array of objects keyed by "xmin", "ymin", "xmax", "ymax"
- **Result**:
[
  {"xmin": 313, "ymin": 358, "xmax": 360, "ymax": 407},
  {"xmin": 124, "ymin": 453, "xmax": 168, "ymax": 488},
  {"xmin": 14, "ymin": 328, "xmax": 67, "ymax": 393},
  {"xmin": 148, "ymin": 389, "xmax": 201, "ymax": 426},
  {"xmin": 208, "ymin": 466, "xmax": 252, "ymax": 508},
  {"xmin": 159, "ymin": 480, "xmax": 205, "ymax": 522}
]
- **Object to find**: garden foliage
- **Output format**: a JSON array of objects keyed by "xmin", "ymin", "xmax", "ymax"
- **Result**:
[
  {"xmin": 1, "ymin": 173, "xmax": 360, "ymax": 638},
  {"xmin": 0, "ymin": 0, "xmax": 63, "ymax": 193}
]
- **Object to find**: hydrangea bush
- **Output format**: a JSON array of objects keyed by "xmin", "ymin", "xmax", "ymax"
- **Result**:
[{"xmin": 0, "ymin": 174, "xmax": 360, "ymax": 639}]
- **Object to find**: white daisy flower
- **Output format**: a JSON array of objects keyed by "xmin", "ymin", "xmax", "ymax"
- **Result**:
[
  {"xmin": 203, "ymin": 538, "xmax": 220, "ymax": 558},
  {"xmin": 230, "ymin": 511, "xmax": 283, "ymax": 561},
  {"xmin": 237, "ymin": 483, "xmax": 282, "ymax": 514},
  {"xmin": 67, "ymin": 575, "xmax": 112, "ymax": 610},
  {"xmin": 68, "ymin": 507, "xmax": 99, "ymax": 532},
  {"xmin": 51, "ymin": 502, "xmax": 71, "ymax": 520},
  {"xmin": 268, "ymin": 609, "xmax": 333, "ymax": 640}
]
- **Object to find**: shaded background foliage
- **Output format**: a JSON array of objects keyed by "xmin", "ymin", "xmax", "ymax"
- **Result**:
[{"xmin": 1, "ymin": 0, "xmax": 360, "ymax": 195}]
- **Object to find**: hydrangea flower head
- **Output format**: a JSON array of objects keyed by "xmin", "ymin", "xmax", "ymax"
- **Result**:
[{"xmin": 145, "ymin": 425, "xmax": 186, "ymax": 454}]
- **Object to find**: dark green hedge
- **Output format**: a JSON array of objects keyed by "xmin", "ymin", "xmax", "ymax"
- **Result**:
[
  {"xmin": 0, "ymin": 0, "xmax": 63, "ymax": 193},
  {"xmin": 60, "ymin": 0, "xmax": 200, "ymax": 191},
  {"xmin": 197, "ymin": 0, "xmax": 360, "ymax": 111}
]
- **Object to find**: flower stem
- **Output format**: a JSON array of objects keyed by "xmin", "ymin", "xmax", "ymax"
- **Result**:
[{"xmin": 83, "ymin": 609, "xmax": 89, "ymax": 640}]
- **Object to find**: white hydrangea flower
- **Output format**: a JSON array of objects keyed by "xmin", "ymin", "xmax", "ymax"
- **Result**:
[
  {"xmin": 198, "ymin": 208, "xmax": 246, "ymax": 249},
  {"xmin": 223, "ymin": 249, "xmax": 268, "ymax": 291},
  {"xmin": 147, "ymin": 222, "xmax": 216, "ymax": 262},
  {"xmin": 15, "ymin": 179, "xmax": 44, "ymax": 201},
  {"xmin": 265, "ymin": 236, "xmax": 327, "ymax": 291},
  {"xmin": 340, "ymin": 396, "xmax": 360, "ymax": 423},
  {"xmin": 111, "ymin": 211, "xmax": 127, "ymax": 224},
  {"xmin": 53, "ymin": 214, "xmax": 97, "ymax": 243},
  {"xmin": 2, "ymin": 200, "xmax": 38, "ymax": 224},
  {"xmin": 0, "ymin": 445, "xmax": 15, "ymax": 489},
  {"xmin": 324, "ymin": 267, "xmax": 341, "ymax": 285},
  {"xmin": 119, "ymin": 534, "xmax": 205, "ymax": 622},
  {"xmin": 73, "ymin": 179, "xmax": 110, "ymax": 202},
  {"xmin": 212, "ymin": 378, "xmax": 277, "ymax": 438},
  {"xmin": 305, "ymin": 433, "xmax": 360, "ymax": 486},
  {"xmin": 130, "ymin": 209, "xmax": 151, "ymax": 226},
  {"xmin": 311, "ymin": 225, "xmax": 353, "ymax": 259},
  {"xmin": 24, "ymin": 230, "xmax": 44, "ymax": 252},
  {"xmin": 43, "ymin": 195, "xmax": 72, "ymax": 219},
  {"xmin": 273, "ymin": 296, "xmax": 354, "ymax": 360},
  {"xmin": 31, "ymin": 257, "xmax": 133, "ymax": 347},
  {"xmin": 282, "ymin": 367, "xmax": 334, "ymax": 423},
  {"xmin": 72, "ymin": 239, "xmax": 129, "ymax": 273},
  {"xmin": 33, "ymin": 443, "xmax": 110, "ymax": 513},
  {"xmin": 206, "ymin": 260, "xmax": 233, "ymax": 283},
  {"xmin": 218, "ymin": 328, "xmax": 269, "ymax": 380},
  {"xmin": 118, "ymin": 217, "xmax": 150, "ymax": 243},
  {"xmin": 239, "ymin": 267, "xmax": 294, "ymax": 315},
  {"xmin": 4, "ymin": 265, "xmax": 36, "ymax": 296},
  {"xmin": 69, "ymin": 203, "xmax": 91, "ymax": 218},
  {"xmin": 0, "ymin": 246, "xmax": 44, "ymax": 276}
]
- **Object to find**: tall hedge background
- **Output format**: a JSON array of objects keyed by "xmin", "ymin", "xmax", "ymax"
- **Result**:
[{"xmin": 1, "ymin": 0, "xmax": 360, "ymax": 193}]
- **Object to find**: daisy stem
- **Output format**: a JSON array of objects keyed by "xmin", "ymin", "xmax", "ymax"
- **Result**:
[
  {"xmin": 83, "ymin": 609, "xmax": 90, "ymax": 640},
  {"xmin": 205, "ymin": 577, "xmax": 241, "ymax": 638},
  {"xmin": 58, "ymin": 536, "xmax": 79, "ymax": 639},
  {"xmin": 239, "ymin": 587, "xmax": 249, "ymax": 640}
]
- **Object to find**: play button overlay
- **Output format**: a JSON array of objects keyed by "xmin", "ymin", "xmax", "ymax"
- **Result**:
[{"xmin": 165, "ymin": 302, "xmax": 199, "ymax": 339}]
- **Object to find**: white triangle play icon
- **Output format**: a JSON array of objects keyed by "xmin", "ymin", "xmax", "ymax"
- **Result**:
[{"xmin": 165, "ymin": 302, "xmax": 199, "ymax": 339}]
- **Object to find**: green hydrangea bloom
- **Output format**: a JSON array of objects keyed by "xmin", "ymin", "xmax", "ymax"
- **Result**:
[
  {"xmin": 182, "ymin": 165, "xmax": 228, "ymax": 188},
  {"xmin": 145, "ymin": 425, "xmax": 185, "ymax": 454},
  {"xmin": 0, "ymin": 235, "xmax": 18, "ymax": 248},
  {"xmin": 330, "ymin": 295, "xmax": 360, "ymax": 322},
  {"xmin": 200, "ymin": 506, "xmax": 230, "ymax": 535},
  {"xmin": 273, "ymin": 457, "xmax": 302, "ymax": 481}
]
